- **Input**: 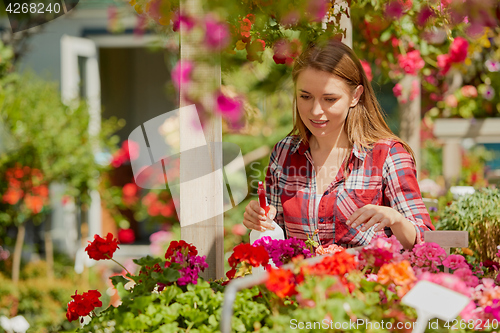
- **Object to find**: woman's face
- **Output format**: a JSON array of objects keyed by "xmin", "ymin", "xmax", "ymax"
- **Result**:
[{"xmin": 296, "ymin": 68, "xmax": 362, "ymax": 142}]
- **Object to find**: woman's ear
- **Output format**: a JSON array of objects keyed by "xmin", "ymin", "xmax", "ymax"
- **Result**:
[{"xmin": 350, "ymin": 85, "xmax": 364, "ymax": 107}]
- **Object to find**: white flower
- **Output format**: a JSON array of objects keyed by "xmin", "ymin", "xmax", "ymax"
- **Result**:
[
  {"xmin": 0, "ymin": 315, "xmax": 30, "ymax": 333},
  {"xmin": 485, "ymin": 60, "xmax": 500, "ymax": 72}
]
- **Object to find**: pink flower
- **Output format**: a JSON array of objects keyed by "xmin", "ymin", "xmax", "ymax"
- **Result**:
[
  {"xmin": 444, "ymin": 94, "xmax": 458, "ymax": 107},
  {"xmin": 454, "ymin": 267, "xmax": 479, "ymax": 287},
  {"xmin": 409, "ymin": 79, "xmax": 420, "ymax": 101},
  {"xmin": 273, "ymin": 39, "xmax": 302, "ymax": 66},
  {"xmin": 232, "ymin": 224, "xmax": 247, "ymax": 236},
  {"xmin": 417, "ymin": 6, "xmax": 434, "ymax": 26},
  {"xmin": 419, "ymin": 271, "xmax": 470, "ymax": 296},
  {"xmin": 204, "ymin": 16, "xmax": 230, "ymax": 50},
  {"xmin": 437, "ymin": 54, "xmax": 452, "ymax": 75},
  {"xmin": 172, "ymin": 12, "xmax": 195, "ymax": 32},
  {"xmin": 393, "ymin": 83, "xmax": 403, "ymax": 97},
  {"xmin": 441, "ymin": 0, "xmax": 453, "ymax": 7},
  {"xmin": 486, "ymin": 60, "xmax": 500, "ymax": 72},
  {"xmin": 397, "ymin": 50, "xmax": 425, "ymax": 75},
  {"xmin": 385, "ymin": 1, "xmax": 404, "ymax": 19},
  {"xmin": 171, "ymin": 60, "xmax": 194, "ymax": 90},
  {"xmin": 306, "ymin": 0, "xmax": 329, "ymax": 22},
  {"xmin": 449, "ymin": 37, "xmax": 468, "ymax": 63},
  {"xmin": 215, "ymin": 91, "xmax": 243, "ymax": 122},
  {"xmin": 483, "ymin": 86, "xmax": 495, "ymax": 100},
  {"xmin": 461, "ymin": 85, "xmax": 477, "ymax": 98},
  {"xmin": 442, "ymin": 254, "xmax": 468, "ymax": 270},
  {"xmin": 360, "ymin": 60, "xmax": 373, "ymax": 82}
]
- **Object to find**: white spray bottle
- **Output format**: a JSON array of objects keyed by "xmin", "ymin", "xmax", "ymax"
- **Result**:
[{"xmin": 250, "ymin": 181, "xmax": 284, "ymax": 274}]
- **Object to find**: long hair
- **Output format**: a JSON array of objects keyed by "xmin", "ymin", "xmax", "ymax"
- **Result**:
[{"xmin": 289, "ymin": 40, "xmax": 415, "ymax": 163}]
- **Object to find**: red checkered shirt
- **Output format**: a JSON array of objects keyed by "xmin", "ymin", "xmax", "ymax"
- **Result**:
[{"xmin": 265, "ymin": 135, "xmax": 434, "ymax": 247}]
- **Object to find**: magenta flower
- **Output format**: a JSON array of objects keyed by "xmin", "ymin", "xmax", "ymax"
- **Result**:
[
  {"xmin": 449, "ymin": 37, "xmax": 469, "ymax": 63},
  {"xmin": 437, "ymin": 54, "xmax": 452, "ymax": 75},
  {"xmin": 306, "ymin": 0, "xmax": 329, "ymax": 22},
  {"xmin": 204, "ymin": 16, "xmax": 230, "ymax": 50},
  {"xmin": 215, "ymin": 91, "xmax": 243, "ymax": 122},
  {"xmin": 442, "ymin": 254, "xmax": 468, "ymax": 270},
  {"xmin": 172, "ymin": 12, "xmax": 195, "ymax": 32},
  {"xmin": 416, "ymin": 6, "xmax": 434, "ymax": 26},
  {"xmin": 385, "ymin": 1, "xmax": 404, "ymax": 19},
  {"xmin": 393, "ymin": 83, "xmax": 403, "ymax": 97},
  {"xmin": 253, "ymin": 237, "xmax": 311, "ymax": 267},
  {"xmin": 397, "ymin": 50, "xmax": 425, "ymax": 75},
  {"xmin": 485, "ymin": 300, "xmax": 500, "ymax": 321},
  {"xmin": 171, "ymin": 60, "xmax": 194, "ymax": 90}
]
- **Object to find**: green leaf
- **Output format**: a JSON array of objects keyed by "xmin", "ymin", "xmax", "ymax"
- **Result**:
[
  {"xmin": 380, "ymin": 29, "xmax": 392, "ymax": 43},
  {"xmin": 110, "ymin": 275, "xmax": 129, "ymax": 288},
  {"xmin": 133, "ymin": 255, "xmax": 161, "ymax": 266}
]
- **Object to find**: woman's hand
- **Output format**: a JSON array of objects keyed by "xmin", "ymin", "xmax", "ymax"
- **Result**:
[
  {"xmin": 243, "ymin": 200, "xmax": 277, "ymax": 231},
  {"xmin": 346, "ymin": 204, "xmax": 417, "ymax": 249},
  {"xmin": 346, "ymin": 204, "xmax": 405, "ymax": 232}
]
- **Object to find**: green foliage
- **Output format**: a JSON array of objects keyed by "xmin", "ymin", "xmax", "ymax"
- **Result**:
[
  {"xmin": 0, "ymin": 70, "xmax": 122, "ymax": 228},
  {"xmin": 438, "ymin": 188, "xmax": 500, "ymax": 262},
  {"xmin": 0, "ymin": 261, "xmax": 104, "ymax": 333},
  {"xmin": 79, "ymin": 280, "xmax": 269, "ymax": 333}
]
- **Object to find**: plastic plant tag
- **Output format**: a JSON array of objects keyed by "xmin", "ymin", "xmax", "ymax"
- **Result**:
[{"xmin": 402, "ymin": 280, "xmax": 470, "ymax": 333}]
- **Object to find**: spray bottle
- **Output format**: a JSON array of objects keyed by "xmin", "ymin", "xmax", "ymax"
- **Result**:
[{"xmin": 250, "ymin": 182, "xmax": 285, "ymax": 274}]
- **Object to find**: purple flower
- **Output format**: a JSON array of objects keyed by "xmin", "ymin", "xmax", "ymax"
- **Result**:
[
  {"xmin": 171, "ymin": 60, "xmax": 194, "ymax": 91},
  {"xmin": 204, "ymin": 16, "xmax": 230, "ymax": 50},
  {"xmin": 385, "ymin": 1, "xmax": 404, "ymax": 20},
  {"xmin": 253, "ymin": 237, "xmax": 311, "ymax": 267},
  {"xmin": 215, "ymin": 91, "xmax": 243, "ymax": 122}
]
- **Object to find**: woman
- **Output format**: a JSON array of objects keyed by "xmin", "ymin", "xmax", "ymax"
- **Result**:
[{"xmin": 243, "ymin": 40, "xmax": 434, "ymax": 250}]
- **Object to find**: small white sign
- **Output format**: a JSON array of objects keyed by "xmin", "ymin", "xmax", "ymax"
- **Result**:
[{"xmin": 402, "ymin": 280, "xmax": 470, "ymax": 333}]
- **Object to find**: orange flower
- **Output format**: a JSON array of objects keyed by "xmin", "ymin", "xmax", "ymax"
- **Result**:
[
  {"xmin": 266, "ymin": 267, "xmax": 297, "ymax": 298},
  {"xmin": 377, "ymin": 260, "xmax": 416, "ymax": 297}
]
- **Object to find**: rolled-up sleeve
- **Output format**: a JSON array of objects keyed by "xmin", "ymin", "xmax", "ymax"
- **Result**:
[{"xmin": 382, "ymin": 142, "xmax": 434, "ymax": 244}]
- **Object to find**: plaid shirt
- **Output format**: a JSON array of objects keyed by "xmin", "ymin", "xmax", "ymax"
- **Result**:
[{"xmin": 265, "ymin": 135, "xmax": 434, "ymax": 247}]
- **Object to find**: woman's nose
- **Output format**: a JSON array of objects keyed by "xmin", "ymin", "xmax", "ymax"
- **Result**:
[{"xmin": 310, "ymin": 99, "xmax": 323, "ymax": 117}]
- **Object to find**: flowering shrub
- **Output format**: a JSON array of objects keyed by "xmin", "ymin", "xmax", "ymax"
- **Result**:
[{"xmin": 70, "ymin": 231, "xmax": 500, "ymax": 332}]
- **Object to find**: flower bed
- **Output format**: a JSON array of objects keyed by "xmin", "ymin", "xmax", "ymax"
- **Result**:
[{"xmin": 67, "ymin": 233, "xmax": 500, "ymax": 332}]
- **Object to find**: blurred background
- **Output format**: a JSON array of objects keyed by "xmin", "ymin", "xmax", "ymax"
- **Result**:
[{"xmin": 0, "ymin": 0, "xmax": 499, "ymax": 331}]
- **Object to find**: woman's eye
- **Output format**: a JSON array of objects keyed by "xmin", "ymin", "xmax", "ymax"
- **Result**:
[
  {"xmin": 300, "ymin": 95, "xmax": 311, "ymax": 100},
  {"xmin": 325, "ymin": 98, "xmax": 336, "ymax": 102}
]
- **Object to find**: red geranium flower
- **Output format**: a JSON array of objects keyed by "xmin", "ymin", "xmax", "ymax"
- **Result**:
[
  {"xmin": 66, "ymin": 290, "xmax": 102, "ymax": 322},
  {"xmin": 266, "ymin": 267, "xmax": 297, "ymax": 298},
  {"xmin": 85, "ymin": 233, "xmax": 120, "ymax": 260},
  {"xmin": 165, "ymin": 240, "xmax": 198, "ymax": 260}
]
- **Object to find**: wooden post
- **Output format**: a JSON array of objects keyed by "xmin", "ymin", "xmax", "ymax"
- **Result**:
[
  {"xmin": 399, "ymin": 75, "xmax": 421, "ymax": 177},
  {"xmin": 424, "ymin": 231, "xmax": 468, "ymax": 273},
  {"xmin": 179, "ymin": 0, "xmax": 224, "ymax": 280}
]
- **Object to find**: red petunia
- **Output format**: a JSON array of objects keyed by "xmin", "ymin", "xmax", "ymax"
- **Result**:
[
  {"xmin": 66, "ymin": 290, "xmax": 102, "ymax": 322},
  {"xmin": 85, "ymin": 233, "xmax": 120, "ymax": 260}
]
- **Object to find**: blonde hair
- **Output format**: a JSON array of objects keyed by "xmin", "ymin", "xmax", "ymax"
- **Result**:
[{"xmin": 289, "ymin": 40, "xmax": 415, "ymax": 164}]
